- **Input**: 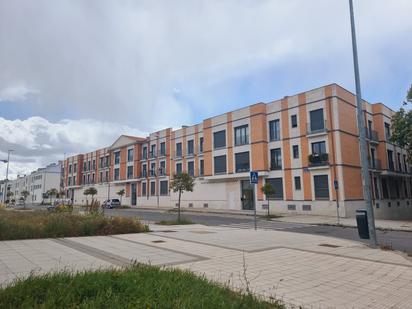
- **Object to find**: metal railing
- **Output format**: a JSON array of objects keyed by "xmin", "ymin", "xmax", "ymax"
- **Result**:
[
  {"xmin": 307, "ymin": 120, "xmax": 328, "ymax": 135},
  {"xmin": 368, "ymin": 158, "xmax": 381, "ymax": 170},
  {"xmin": 308, "ymin": 153, "xmax": 329, "ymax": 166}
]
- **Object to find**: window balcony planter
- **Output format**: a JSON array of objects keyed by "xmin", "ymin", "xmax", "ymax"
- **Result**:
[{"xmin": 308, "ymin": 153, "xmax": 329, "ymax": 166}]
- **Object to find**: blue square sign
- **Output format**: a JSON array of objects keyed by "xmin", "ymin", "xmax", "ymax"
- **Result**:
[{"xmin": 250, "ymin": 171, "xmax": 258, "ymax": 184}]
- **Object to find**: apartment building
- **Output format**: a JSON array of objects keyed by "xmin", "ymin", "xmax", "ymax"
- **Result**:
[
  {"xmin": 0, "ymin": 163, "xmax": 62, "ymax": 204},
  {"xmin": 62, "ymin": 84, "xmax": 412, "ymax": 219}
]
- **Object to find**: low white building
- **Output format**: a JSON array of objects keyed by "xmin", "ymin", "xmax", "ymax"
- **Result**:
[{"xmin": 0, "ymin": 162, "xmax": 62, "ymax": 204}]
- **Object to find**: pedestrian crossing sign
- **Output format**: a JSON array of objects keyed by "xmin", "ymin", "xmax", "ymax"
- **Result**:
[{"xmin": 250, "ymin": 171, "xmax": 258, "ymax": 184}]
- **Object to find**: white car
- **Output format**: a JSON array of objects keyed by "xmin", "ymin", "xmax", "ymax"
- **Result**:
[{"xmin": 102, "ymin": 199, "xmax": 121, "ymax": 209}]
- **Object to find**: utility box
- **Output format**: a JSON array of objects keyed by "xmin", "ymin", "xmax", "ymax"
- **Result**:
[{"xmin": 356, "ymin": 209, "xmax": 370, "ymax": 239}]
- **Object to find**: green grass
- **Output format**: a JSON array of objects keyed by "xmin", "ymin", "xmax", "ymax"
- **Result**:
[
  {"xmin": 156, "ymin": 218, "xmax": 195, "ymax": 225},
  {"xmin": 0, "ymin": 265, "xmax": 284, "ymax": 308},
  {"xmin": 0, "ymin": 210, "xmax": 148, "ymax": 240}
]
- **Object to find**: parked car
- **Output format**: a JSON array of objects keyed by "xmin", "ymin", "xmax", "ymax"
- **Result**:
[{"xmin": 102, "ymin": 199, "xmax": 121, "ymax": 209}]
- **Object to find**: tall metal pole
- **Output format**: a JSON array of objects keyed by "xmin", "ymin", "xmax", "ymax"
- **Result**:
[
  {"xmin": 349, "ymin": 0, "xmax": 377, "ymax": 246},
  {"xmin": 4, "ymin": 150, "xmax": 13, "ymax": 203}
]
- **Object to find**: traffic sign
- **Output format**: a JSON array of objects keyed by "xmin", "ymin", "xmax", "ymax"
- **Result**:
[{"xmin": 250, "ymin": 171, "xmax": 258, "ymax": 184}]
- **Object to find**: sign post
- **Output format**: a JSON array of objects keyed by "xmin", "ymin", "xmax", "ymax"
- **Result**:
[
  {"xmin": 334, "ymin": 180, "xmax": 340, "ymax": 225},
  {"xmin": 250, "ymin": 171, "xmax": 259, "ymax": 230}
]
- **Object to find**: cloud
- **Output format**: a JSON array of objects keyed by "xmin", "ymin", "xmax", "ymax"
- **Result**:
[
  {"xmin": 0, "ymin": 85, "xmax": 37, "ymax": 102},
  {"xmin": 0, "ymin": 116, "xmax": 146, "ymax": 179}
]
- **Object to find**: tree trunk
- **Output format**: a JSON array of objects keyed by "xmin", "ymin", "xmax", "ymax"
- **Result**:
[
  {"xmin": 267, "ymin": 199, "xmax": 270, "ymax": 217},
  {"xmin": 178, "ymin": 190, "xmax": 181, "ymax": 223}
]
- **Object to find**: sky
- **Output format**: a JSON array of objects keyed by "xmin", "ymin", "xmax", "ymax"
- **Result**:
[{"xmin": 0, "ymin": 0, "xmax": 411, "ymax": 179}]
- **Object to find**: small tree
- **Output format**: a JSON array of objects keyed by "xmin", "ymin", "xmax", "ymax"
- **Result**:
[
  {"xmin": 261, "ymin": 183, "xmax": 276, "ymax": 217},
  {"xmin": 170, "ymin": 172, "xmax": 195, "ymax": 223},
  {"xmin": 84, "ymin": 187, "xmax": 97, "ymax": 202},
  {"xmin": 47, "ymin": 188, "xmax": 58, "ymax": 204},
  {"xmin": 117, "ymin": 189, "xmax": 125, "ymax": 205},
  {"xmin": 6, "ymin": 191, "xmax": 14, "ymax": 204}
]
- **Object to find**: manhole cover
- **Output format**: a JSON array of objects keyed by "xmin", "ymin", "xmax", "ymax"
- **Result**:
[
  {"xmin": 159, "ymin": 230, "xmax": 177, "ymax": 233},
  {"xmin": 318, "ymin": 243, "xmax": 341, "ymax": 248},
  {"xmin": 152, "ymin": 240, "xmax": 166, "ymax": 243}
]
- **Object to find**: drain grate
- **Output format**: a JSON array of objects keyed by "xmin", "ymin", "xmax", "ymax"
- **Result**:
[
  {"xmin": 152, "ymin": 240, "xmax": 166, "ymax": 243},
  {"xmin": 319, "ymin": 243, "xmax": 341, "ymax": 248}
]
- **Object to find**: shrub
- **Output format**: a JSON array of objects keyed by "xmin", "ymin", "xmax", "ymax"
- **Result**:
[
  {"xmin": 0, "ymin": 210, "xmax": 148, "ymax": 240},
  {"xmin": 0, "ymin": 265, "xmax": 284, "ymax": 308}
]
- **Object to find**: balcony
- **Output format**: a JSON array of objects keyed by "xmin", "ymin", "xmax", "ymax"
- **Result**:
[
  {"xmin": 149, "ymin": 151, "xmax": 156, "ymax": 159},
  {"xmin": 270, "ymin": 164, "xmax": 282, "ymax": 171},
  {"xmin": 308, "ymin": 153, "xmax": 329, "ymax": 167},
  {"xmin": 365, "ymin": 128, "xmax": 379, "ymax": 144},
  {"xmin": 368, "ymin": 159, "xmax": 382, "ymax": 170},
  {"xmin": 307, "ymin": 120, "xmax": 328, "ymax": 135},
  {"xmin": 140, "ymin": 171, "xmax": 147, "ymax": 178},
  {"xmin": 187, "ymin": 150, "xmax": 194, "ymax": 157},
  {"xmin": 175, "ymin": 151, "xmax": 182, "ymax": 159},
  {"xmin": 149, "ymin": 169, "xmax": 156, "ymax": 177}
]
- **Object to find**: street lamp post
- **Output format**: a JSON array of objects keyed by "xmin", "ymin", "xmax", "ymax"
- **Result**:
[{"xmin": 348, "ymin": 0, "xmax": 377, "ymax": 246}]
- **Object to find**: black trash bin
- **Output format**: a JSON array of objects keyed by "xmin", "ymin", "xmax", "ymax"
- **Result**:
[{"xmin": 356, "ymin": 209, "xmax": 370, "ymax": 239}]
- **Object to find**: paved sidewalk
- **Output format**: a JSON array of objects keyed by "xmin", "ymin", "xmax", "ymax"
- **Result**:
[
  {"xmin": 1, "ymin": 225, "xmax": 411, "ymax": 308},
  {"xmin": 272, "ymin": 214, "xmax": 412, "ymax": 232}
]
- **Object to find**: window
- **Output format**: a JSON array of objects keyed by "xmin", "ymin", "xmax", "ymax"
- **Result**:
[
  {"xmin": 160, "ymin": 142, "xmax": 166, "ymax": 156},
  {"xmin": 373, "ymin": 177, "xmax": 379, "ymax": 199},
  {"xmin": 141, "ymin": 164, "xmax": 147, "ymax": 177},
  {"xmin": 92, "ymin": 160, "xmax": 96, "ymax": 170},
  {"xmin": 160, "ymin": 181, "xmax": 168, "ymax": 195},
  {"xmin": 73, "ymin": 176, "xmax": 76, "ymax": 185},
  {"xmin": 114, "ymin": 168, "xmax": 120, "ymax": 180},
  {"xmin": 384, "ymin": 122, "xmax": 391, "ymax": 140},
  {"xmin": 200, "ymin": 159, "xmax": 204, "ymax": 176},
  {"xmin": 150, "ymin": 181, "xmax": 155, "ymax": 196},
  {"xmin": 160, "ymin": 161, "xmax": 166, "ymax": 176},
  {"xmin": 234, "ymin": 125, "xmax": 249, "ymax": 146},
  {"xmin": 99, "ymin": 157, "xmax": 103, "ymax": 168},
  {"xmin": 293, "ymin": 145, "xmax": 299, "ymax": 159},
  {"xmin": 150, "ymin": 144, "xmax": 156, "ymax": 158},
  {"xmin": 83, "ymin": 162, "xmax": 87, "ymax": 171},
  {"xmin": 404, "ymin": 155, "xmax": 408, "ymax": 173},
  {"xmin": 176, "ymin": 142, "xmax": 182, "ymax": 157},
  {"xmin": 188, "ymin": 161, "xmax": 194, "ymax": 176},
  {"xmin": 83, "ymin": 175, "xmax": 86, "ymax": 184},
  {"xmin": 88, "ymin": 161, "xmax": 91, "ymax": 171},
  {"xmin": 291, "ymin": 115, "xmax": 297, "ymax": 128},
  {"xmin": 311, "ymin": 141, "xmax": 326, "ymax": 155},
  {"xmin": 176, "ymin": 163, "xmax": 182, "ymax": 175},
  {"xmin": 87, "ymin": 174, "xmax": 90, "ymax": 184},
  {"xmin": 187, "ymin": 140, "xmax": 194, "ymax": 155},
  {"xmin": 314, "ymin": 175, "xmax": 329, "ymax": 199},
  {"xmin": 99, "ymin": 171, "xmax": 103, "ymax": 183},
  {"xmin": 213, "ymin": 130, "xmax": 226, "ymax": 149},
  {"xmin": 142, "ymin": 147, "xmax": 147, "ymax": 159},
  {"xmin": 127, "ymin": 166, "xmax": 133, "ymax": 179},
  {"xmin": 309, "ymin": 109, "xmax": 325, "ymax": 132},
  {"xmin": 397, "ymin": 153, "xmax": 402, "ymax": 172},
  {"xmin": 68, "ymin": 177, "xmax": 72, "ymax": 186},
  {"xmin": 68, "ymin": 164, "xmax": 72, "ymax": 173},
  {"xmin": 294, "ymin": 176, "xmax": 301, "ymax": 190},
  {"xmin": 92, "ymin": 173, "xmax": 95, "ymax": 183},
  {"xmin": 214, "ymin": 155, "xmax": 227, "ymax": 174},
  {"xmin": 150, "ymin": 162, "xmax": 156, "ymax": 176},
  {"xmin": 269, "ymin": 119, "xmax": 280, "ymax": 141},
  {"xmin": 270, "ymin": 148, "xmax": 282, "ymax": 170},
  {"xmin": 105, "ymin": 171, "xmax": 109, "ymax": 182},
  {"xmin": 73, "ymin": 163, "xmax": 77, "ymax": 172},
  {"xmin": 142, "ymin": 182, "xmax": 147, "ymax": 196},
  {"xmin": 235, "ymin": 152, "xmax": 250, "ymax": 173},
  {"xmin": 114, "ymin": 152, "xmax": 120, "ymax": 165},
  {"xmin": 127, "ymin": 149, "xmax": 134, "ymax": 162},
  {"xmin": 266, "ymin": 178, "xmax": 283, "ymax": 199},
  {"xmin": 387, "ymin": 150, "xmax": 394, "ymax": 171},
  {"xmin": 199, "ymin": 137, "xmax": 204, "ymax": 153}
]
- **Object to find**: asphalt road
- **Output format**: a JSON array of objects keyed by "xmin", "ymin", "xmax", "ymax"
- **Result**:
[{"xmin": 105, "ymin": 208, "xmax": 412, "ymax": 254}]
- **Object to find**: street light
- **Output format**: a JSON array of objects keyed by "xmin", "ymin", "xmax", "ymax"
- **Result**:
[
  {"xmin": 348, "ymin": 0, "xmax": 377, "ymax": 246},
  {"xmin": 1, "ymin": 150, "xmax": 14, "ymax": 203}
]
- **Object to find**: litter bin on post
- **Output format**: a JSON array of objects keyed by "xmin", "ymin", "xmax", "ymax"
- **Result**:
[{"xmin": 356, "ymin": 209, "xmax": 370, "ymax": 239}]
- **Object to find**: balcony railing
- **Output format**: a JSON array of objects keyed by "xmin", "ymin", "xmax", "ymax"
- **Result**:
[
  {"xmin": 175, "ymin": 151, "xmax": 182, "ymax": 158},
  {"xmin": 368, "ymin": 158, "xmax": 382, "ymax": 170},
  {"xmin": 235, "ymin": 166, "xmax": 250, "ymax": 173},
  {"xmin": 307, "ymin": 120, "xmax": 328, "ymax": 135},
  {"xmin": 365, "ymin": 128, "xmax": 379, "ymax": 143},
  {"xmin": 149, "ymin": 151, "xmax": 156, "ymax": 159},
  {"xmin": 187, "ymin": 150, "xmax": 194, "ymax": 156},
  {"xmin": 308, "ymin": 153, "xmax": 329, "ymax": 166},
  {"xmin": 158, "ymin": 168, "xmax": 166, "ymax": 176},
  {"xmin": 140, "ymin": 171, "xmax": 147, "ymax": 178},
  {"xmin": 149, "ymin": 169, "xmax": 156, "ymax": 177},
  {"xmin": 270, "ymin": 164, "xmax": 282, "ymax": 170}
]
